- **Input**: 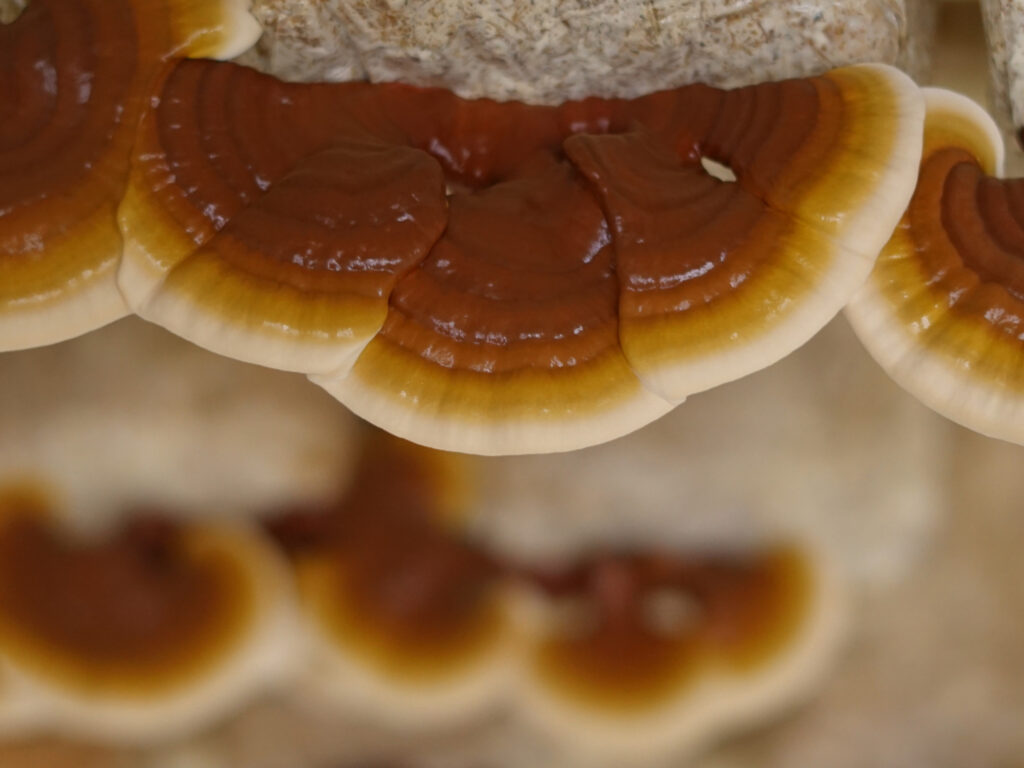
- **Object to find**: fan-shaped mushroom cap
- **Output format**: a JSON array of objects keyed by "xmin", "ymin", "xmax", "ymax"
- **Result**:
[
  {"xmin": 0, "ymin": 499, "xmax": 297, "ymax": 744},
  {"xmin": 295, "ymin": 533, "xmax": 514, "ymax": 729},
  {"xmin": 285, "ymin": 433, "xmax": 514, "ymax": 728},
  {"xmin": 118, "ymin": 60, "xmax": 921, "ymax": 455},
  {"xmin": 0, "ymin": 0, "xmax": 260, "ymax": 352},
  {"xmin": 511, "ymin": 543, "xmax": 844, "ymax": 765},
  {"xmin": 845, "ymin": 88, "xmax": 1024, "ymax": 444}
]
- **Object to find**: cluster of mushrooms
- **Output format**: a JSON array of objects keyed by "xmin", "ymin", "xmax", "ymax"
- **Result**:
[
  {"xmin": 0, "ymin": 426, "xmax": 841, "ymax": 765},
  {"xmin": 5, "ymin": 0, "xmax": 1023, "ymax": 455},
  {"xmin": 0, "ymin": 0, "xmax": 1021, "ymax": 763}
]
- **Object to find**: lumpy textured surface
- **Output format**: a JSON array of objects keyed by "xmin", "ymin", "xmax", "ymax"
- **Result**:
[{"xmin": 242, "ymin": 0, "xmax": 930, "ymax": 103}]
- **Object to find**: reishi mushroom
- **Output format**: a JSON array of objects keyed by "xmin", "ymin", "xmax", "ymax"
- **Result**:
[
  {"xmin": 274, "ymin": 433, "xmax": 515, "ymax": 728},
  {"xmin": 119, "ymin": 58, "xmax": 921, "ymax": 454},
  {"xmin": 512, "ymin": 544, "xmax": 844, "ymax": 765},
  {"xmin": 263, "ymin": 427, "xmax": 847, "ymax": 760},
  {"xmin": 0, "ymin": 0, "xmax": 260, "ymax": 352},
  {"xmin": 845, "ymin": 88, "xmax": 1024, "ymax": 445},
  {"xmin": 0, "ymin": 488, "xmax": 296, "ymax": 744},
  {"xmin": 2, "ymin": 0, "xmax": 926, "ymax": 455},
  {"xmin": 0, "ymin": 420, "xmax": 849, "ymax": 761}
]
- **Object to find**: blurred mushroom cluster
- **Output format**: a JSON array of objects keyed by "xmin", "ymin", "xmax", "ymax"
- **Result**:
[
  {"xmin": 1, "ymin": 1, "xmax": 1024, "ymax": 767},
  {"xmin": 0, "ymin": 319, "xmax": 887, "ymax": 765}
]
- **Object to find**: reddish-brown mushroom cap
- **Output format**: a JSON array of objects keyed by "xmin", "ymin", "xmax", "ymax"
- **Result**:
[
  {"xmin": 845, "ymin": 88, "xmax": 1024, "ymax": 444},
  {"xmin": 284, "ymin": 431, "xmax": 513, "ymax": 726},
  {"xmin": 0, "ymin": 494, "xmax": 295, "ymax": 743},
  {"xmin": 115, "ymin": 59, "xmax": 922, "ymax": 454},
  {"xmin": 0, "ymin": 0, "xmax": 259, "ymax": 351},
  {"xmin": 513, "ymin": 544, "xmax": 844, "ymax": 763},
  {"xmin": 296, "ymin": 531, "xmax": 510, "ymax": 722}
]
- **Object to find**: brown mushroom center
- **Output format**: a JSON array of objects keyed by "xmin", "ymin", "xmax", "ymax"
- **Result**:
[
  {"xmin": 531, "ymin": 548, "xmax": 812, "ymax": 711},
  {"xmin": 130, "ymin": 60, "xmax": 837, "ymax": 385},
  {"xmin": 271, "ymin": 434, "xmax": 502, "ymax": 676},
  {"xmin": 0, "ymin": 512, "xmax": 251, "ymax": 693}
]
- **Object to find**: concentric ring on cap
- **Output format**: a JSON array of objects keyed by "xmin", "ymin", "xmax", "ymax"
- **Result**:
[{"xmin": 845, "ymin": 88, "xmax": 1024, "ymax": 444}]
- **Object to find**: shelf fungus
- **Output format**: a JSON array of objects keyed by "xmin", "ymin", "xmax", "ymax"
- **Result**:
[
  {"xmin": 845, "ymin": 89, "xmax": 1024, "ymax": 444},
  {"xmin": 109, "ymin": 53, "xmax": 923, "ymax": 454},
  {"xmin": 278, "ymin": 434, "xmax": 514, "ymax": 728},
  {"xmin": 0, "ymin": 0, "xmax": 260, "ymax": 351},
  {"xmin": 0, "ymin": 491, "xmax": 296, "ymax": 744},
  {"xmin": 512, "ymin": 545, "xmax": 844, "ymax": 764}
]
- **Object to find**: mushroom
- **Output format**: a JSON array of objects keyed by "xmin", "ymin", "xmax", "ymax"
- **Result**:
[
  {"xmin": 511, "ymin": 543, "xmax": 844, "ymax": 765},
  {"xmin": 845, "ymin": 88, "xmax": 1024, "ymax": 444},
  {"xmin": 0, "ymin": 491, "xmax": 297, "ymax": 744},
  {"xmin": 0, "ymin": 0, "xmax": 260, "ymax": 351},
  {"xmin": 115, "ymin": 55, "xmax": 922, "ymax": 454},
  {"xmin": 281, "ymin": 432, "xmax": 515, "ymax": 729}
]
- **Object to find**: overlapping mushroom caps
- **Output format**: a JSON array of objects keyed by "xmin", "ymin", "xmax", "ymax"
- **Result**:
[
  {"xmin": 0, "ymin": 0, "xmax": 260, "ymax": 351},
  {"xmin": 270, "ymin": 432, "xmax": 516, "ymax": 728},
  {"xmin": 0, "ymin": 0, "xmax": 924, "ymax": 453},
  {"xmin": 845, "ymin": 89, "xmax": 1024, "ymax": 444},
  {"xmin": 0, "ymin": 484, "xmax": 296, "ymax": 744},
  {"xmin": 113, "ymin": 57, "xmax": 922, "ymax": 453},
  {"xmin": 512, "ymin": 544, "xmax": 844, "ymax": 765}
]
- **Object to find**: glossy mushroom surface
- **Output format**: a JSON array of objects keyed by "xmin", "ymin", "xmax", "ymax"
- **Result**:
[
  {"xmin": 0, "ymin": 0, "xmax": 925, "ymax": 454},
  {"xmin": 846, "ymin": 88, "xmax": 1024, "ymax": 444},
  {"xmin": 0, "ymin": 0, "xmax": 260, "ymax": 351},
  {"xmin": 116, "ymin": 57, "xmax": 922, "ymax": 454}
]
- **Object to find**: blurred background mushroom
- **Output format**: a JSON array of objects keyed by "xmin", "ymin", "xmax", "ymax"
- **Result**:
[
  {"xmin": 0, "ymin": 483, "xmax": 297, "ymax": 745},
  {"xmin": 273, "ymin": 434, "xmax": 518, "ymax": 730},
  {"xmin": 510, "ymin": 543, "xmax": 843, "ymax": 768}
]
